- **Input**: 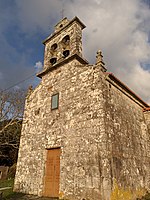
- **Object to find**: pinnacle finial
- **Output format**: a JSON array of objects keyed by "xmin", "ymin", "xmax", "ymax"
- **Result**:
[
  {"xmin": 27, "ymin": 85, "xmax": 33, "ymax": 96},
  {"xmin": 96, "ymin": 50, "xmax": 107, "ymax": 72},
  {"xmin": 96, "ymin": 50, "xmax": 104, "ymax": 64}
]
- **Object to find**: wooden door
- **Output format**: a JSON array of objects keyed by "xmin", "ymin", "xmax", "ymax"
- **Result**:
[{"xmin": 43, "ymin": 148, "xmax": 61, "ymax": 197}]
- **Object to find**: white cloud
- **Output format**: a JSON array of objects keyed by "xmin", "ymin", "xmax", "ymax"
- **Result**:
[
  {"xmin": 34, "ymin": 61, "xmax": 43, "ymax": 72},
  {"xmin": 2, "ymin": 0, "xmax": 150, "ymax": 103},
  {"xmin": 15, "ymin": 0, "xmax": 63, "ymax": 34},
  {"xmin": 65, "ymin": 0, "xmax": 150, "ymax": 103},
  {"xmin": 128, "ymin": 65, "xmax": 150, "ymax": 98}
]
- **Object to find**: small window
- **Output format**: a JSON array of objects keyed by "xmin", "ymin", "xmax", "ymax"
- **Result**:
[{"xmin": 51, "ymin": 93, "xmax": 59, "ymax": 110}]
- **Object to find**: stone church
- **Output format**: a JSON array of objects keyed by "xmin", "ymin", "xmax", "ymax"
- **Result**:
[{"xmin": 14, "ymin": 17, "xmax": 150, "ymax": 200}]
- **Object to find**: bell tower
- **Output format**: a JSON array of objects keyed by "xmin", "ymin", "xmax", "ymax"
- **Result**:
[{"xmin": 37, "ymin": 16, "xmax": 88, "ymax": 78}]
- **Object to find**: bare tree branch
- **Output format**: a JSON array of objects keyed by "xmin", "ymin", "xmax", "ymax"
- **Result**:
[
  {"xmin": 0, "ymin": 89, "xmax": 26, "ymax": 165},
  {"xmin": 0, "ymin": 143, "xmax": 18, "ymax": 149}
]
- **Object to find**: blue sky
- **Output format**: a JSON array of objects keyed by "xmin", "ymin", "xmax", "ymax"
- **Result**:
[{"xmin": 0, "ymin": 0, "xmax": 150, "ymax": 103}]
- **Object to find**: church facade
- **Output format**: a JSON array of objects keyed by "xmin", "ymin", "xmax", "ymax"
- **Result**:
[{"xmin": 14, "ymin": 17, "xmax": 150, "ymax": 200}]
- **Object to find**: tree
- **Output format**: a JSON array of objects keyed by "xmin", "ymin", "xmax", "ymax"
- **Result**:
[{"xmin": 0, "ymin": 89, "xmax": 26, "ymax": 165}]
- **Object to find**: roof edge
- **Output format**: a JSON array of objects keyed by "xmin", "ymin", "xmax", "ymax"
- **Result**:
[
  {"xmin": 37, "ymin": 54, "xmax": 88, "ymax": 78},
  {"xmin": 143, "ymin": 107, "xmax": 150, "ymax": 112},
  {"xmin": 43, "ymin": 16, "xmax": 86, "ymax": 45},
  {"xmin": 106, "ymin": 72, "xmax": 149, "ymax": 108}
]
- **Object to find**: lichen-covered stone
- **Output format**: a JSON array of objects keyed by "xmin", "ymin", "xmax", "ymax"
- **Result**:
[{"xmin": 14, "ymin": 17, "xmax": 150, "ymax": 200}]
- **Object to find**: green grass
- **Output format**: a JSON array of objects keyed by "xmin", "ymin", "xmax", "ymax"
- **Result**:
[
  {"xmin": 0, "ymin": 178, "xmax": 14, "ymax": 188},
  {"xmin": 0, "ymin": 179, "xmax": 25, "ymax": 199},
  {"xmin": 0, "ymin": 179, "xmax": 14, "ymax": 198}
]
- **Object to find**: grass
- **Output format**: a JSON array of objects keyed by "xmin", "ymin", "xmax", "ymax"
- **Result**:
[
  {"xmin": 0, "ymin": 178, "xmax": 14, "ymax": 188},
  {"xmin": 0, "ymin": 179, "xmax": 25, "ymax": 200},
  {"xmin": 0, "ymin": 179, "xmax": 14, "ymax": 198}
]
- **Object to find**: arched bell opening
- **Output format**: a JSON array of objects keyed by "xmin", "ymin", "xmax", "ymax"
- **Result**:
[
  {"xmin": 63, "ymin": 50, "xmax": 70, "ymax": 58},
  {"xmin": 51, "ymin": 43, "xmax": 58, "ymax": 51},
  {"xmin": 50, "ymin": 57, "xmax": 57, "ymax": 65},
  {"xmin": 62, "ymin": 35, "xmax": 70, "ymax": 45}
]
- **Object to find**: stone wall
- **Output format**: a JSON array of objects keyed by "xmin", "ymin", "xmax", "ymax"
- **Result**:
[
  {"xmin": 14, "ymin": 16, "xmax": 150, "ymax": 200},
  {"xmin": 144, "ymin": 111, "xmax": 150, "ymax": 134},
  {"xmin": 14, "ymin": 60, "xmax": 107, "ymax": 199},
  {"xmin": 102, "ymin": 76, "xmax": 150, "ymax": 195},
  {"xmin": 14, "ymin": 57, "xmax": 150, "ymax": 200}
]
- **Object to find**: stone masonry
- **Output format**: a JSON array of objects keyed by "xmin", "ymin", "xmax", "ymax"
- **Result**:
[{"xmin": 14, "ymin": 17, "xmax": 150, "ymax": 200}]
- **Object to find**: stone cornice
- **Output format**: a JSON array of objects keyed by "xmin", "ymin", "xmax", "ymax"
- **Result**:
[
  {"xmin": 43, "ymin": 16, "xmax": 86, "ymax": 45},
  {"xmin": 37, "ymin": 54, "xmax": 88, "ymax": 78}
]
